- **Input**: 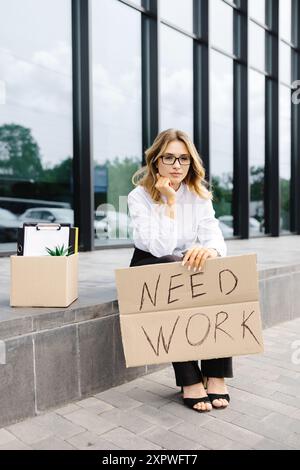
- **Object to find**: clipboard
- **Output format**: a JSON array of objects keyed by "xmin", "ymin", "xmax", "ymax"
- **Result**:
[{"xmin": 17, "ymin": 223, "xmax": 78, "ymax": 256}]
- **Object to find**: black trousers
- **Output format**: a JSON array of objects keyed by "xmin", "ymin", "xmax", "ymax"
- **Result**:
[{"xmin": 129, "ymin": 246, "xmax": 233, "ymax": 387}]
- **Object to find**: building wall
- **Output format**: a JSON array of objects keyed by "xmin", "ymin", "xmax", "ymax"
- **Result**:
[{"xmin": 0, "ymin": 0, "xmax": 299, "ymax": 254}]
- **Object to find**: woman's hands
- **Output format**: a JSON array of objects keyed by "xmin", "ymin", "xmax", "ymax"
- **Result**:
[
  {"xmin": 155, "ymin": 173, "xmax": 177, "ymax": 204},
  {"xmin": 181, "ymin": 246, "xmax": 219, "ymax": 271}
]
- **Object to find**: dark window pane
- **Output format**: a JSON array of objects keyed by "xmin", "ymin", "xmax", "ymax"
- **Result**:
[
  {"xmin": 210, "ymin": 0, "xmax": 233, "ymax": 54},
  {"xmin": 280, "ymin": 41, "xmax": 292, "ymax": 85},
  {"xmin": 210, "ymin": 51, "xmax": 233, "ymax": 239},
  {"xmin": 160, "ymin": 0, "xmax": 193, "ymax": 33},
  {"xmin": 0, "ymin": 0, "xmax": 73, "ymax": 250},
  {"xmin": 91, "ymin": 0, "xmax": 142, "ymax": 246},
  {"xmin": 279, "ymin": 86, "xmax": 292, "ymax": 233},
  {"xmin": 249, "ymin": 21, "xmax": 265, "ymax": 72},
  {"xmin": 248, "ymin": 0, "xmax": 265, "ymax": 24},
  {"xmin": 160, "ymin": 25, "xmax": 193, "ymax": 137},
  {"xmin": 249, "ymin": 70, "xmax": 265, "ymax": 236},
  {"xmin": 280, "ymin": 0, "xmax": 292, "ymax": 42}
]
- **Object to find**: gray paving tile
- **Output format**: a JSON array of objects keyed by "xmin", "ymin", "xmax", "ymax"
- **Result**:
[
  {"xmin": 237, "ymin": 357, "xmax": 299, "ymax": 379},
  {"xmin": 101, "ymin": 427, "xmax": 162, "ymax": 450},
  {"xmin": 32, "ymin": 436, "xmax": 75, "ymax": 450},
  {"xmin": 100, "ymin": 408, "xmax": 156, "ymax": 434},
  {"xmin": 63, "ymin": 409, "xmax": 118, "ymax": 435},
  {"xmin": 159, "ymin": 401, "xmax": 220, "ymax": 427},
  {"xmin": 111, "ymin": 377, "xmax": 158, "ymax": 393},
  {"xmin": 228, "ymin": 397, "xmax": 273, "ymax": 419},
  {"xmin": 140, "ymin": 425, "xmax": 206, "ymax": 450},
  {"xmin": 122, "ymin": 379, "xmax": 179, "ymax": 399},
  {"xmin": 125, "ymin": 387, "xmax": 173, "ymax": 408},
  {"xmin": 254, "ymin": 438, "xmax": 295, "ymax": 450},
  {"xmin": 202, "ymin": 417, "xmax": 265, "ymax": 447},
  {"xmin": 67, "ymin": 430, "xmax": 121, "ymax": 450},
  {"xmin": 226, "ymin": 387, "xmax": 299, "ymax": 418},
  {"xmin": 169, "ymin": 421, "xmax": 233, "ymax": 450},
  {"xmin": 6, "ymin": 418, "xmax": 53, "ymax": 445},
  {"xmin": 33, "ymin": 412, "xmax": 86, "ymax": 440},
  {"xmin": 207, "ymin": 407, "xmax": 245, "ymax": 423},
  {"xmin": 222, "ymin": 441, "xmax": 253, "ymax": 450},
  {"xmin": 275, "ymin": 383, "xmax": 300, "ymax": 398},
  {"xmin": 85, "ymin": 440, "xmax": 122, "ymax": 450},
  {"xmin": 262, "ymin": 412, "xmax": 300, "ymax": 434},
  {"xmin": 0, "ymin": 428, "xmax": 17, "ymax": 446},
  {"xmin": 235, "ymin": 364, "xmax": 280, "ymax": 381},
  {"xmin": 231, "ymin": 414, "xmax": 300, "ymax": 449},
  {"xmin": 55, "ymin": 403, "xmax": 82, "ymax": 416},
  {"xmin": 0, "ymin": 439, "xmax": 32, "ymax": 450},
  {"xmin": 93, "ymin": 389, "xmax": 144, "ymax": 410},
  {"xmin": 129, "ymin": 403, "xmax": 184, "ymax": 429},
  {"xmin": 292, "ymin": 408, "xmax": 300, "ymax": 420},
  {"xmin": 76, "ymin": 397, "xmax": 115, "ymax": 414},
  {"xmin": 276, "ymin": 375, "xmax": 300, "ymax": 388}
]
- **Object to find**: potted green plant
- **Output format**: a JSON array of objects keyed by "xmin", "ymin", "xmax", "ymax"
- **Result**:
[{"xmin": 45, "ymin": 244, "xmax": 72, "ymax": 256}]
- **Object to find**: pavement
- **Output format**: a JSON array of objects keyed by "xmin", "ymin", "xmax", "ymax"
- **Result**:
[{"xmin": 0, "ymin": 316, "xmax": 299, "ymax": 450}]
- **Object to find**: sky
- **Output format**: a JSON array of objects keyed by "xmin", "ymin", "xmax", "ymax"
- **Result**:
[{"xmin": 0, "ymin": 0, "xmax": 293, "ymax": 180}]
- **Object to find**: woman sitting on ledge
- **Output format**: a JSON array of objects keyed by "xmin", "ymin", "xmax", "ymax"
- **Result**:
[{"xmin": 127, "ymin": 128, "xmax": 232, "ymax": 414}]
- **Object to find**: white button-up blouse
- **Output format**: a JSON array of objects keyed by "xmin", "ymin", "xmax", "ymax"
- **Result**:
[{"xmin": 127, "ymin": 182, "xmax": 227, "ymax": 259}]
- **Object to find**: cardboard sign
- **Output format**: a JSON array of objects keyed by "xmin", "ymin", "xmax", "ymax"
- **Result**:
[{"xmin": 115, "ymin": 253, "xmax": 264, "ymax": 367}]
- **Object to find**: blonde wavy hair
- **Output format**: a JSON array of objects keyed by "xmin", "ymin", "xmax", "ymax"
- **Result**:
[{"xmin": 131, "ymin": 128, "xmax": 213, "ymax": 204}]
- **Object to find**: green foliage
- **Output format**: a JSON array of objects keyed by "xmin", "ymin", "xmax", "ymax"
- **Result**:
[
  {"xmin": 45, "ymin": 244, "xmax": 72, "ymax": 256},
  {"xmin": 211, "ymin": 175, "xmax": 232, "ymax": 218},
  {"xmin": 42, "ymin": 157, "xmax": 73, "ymax": 183},
  {"xmin": 250, "ymin": 165, "xmax": 264, "ymax": 201},
  {"xmin": 0, "ymin": 124, "xmax": 43, "ymax": 179},
  {"xmin": 93, "ymin": 156, "xmax": 141, "ymax": 238},
  {"xmin": 104, "ymin": 155, "xmax": 141, "ymax": 210},
  {"xmin": 280, "ymin": 178, "xmax": 291, "ymax": 230}
]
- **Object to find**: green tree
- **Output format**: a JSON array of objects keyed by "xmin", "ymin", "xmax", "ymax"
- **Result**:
[
  {"xmin": 42, "ymin": 157, "xmax": 72, "ymax": 183},
  {"xmin": 250, "ymin": 165, "xmax": 264, "ymax": 201},
  {"xmin": 0, "ymin": 123, "xmax": 43, "ymax": 179},
  {"xmin": 211, "ymin": 174, "xmax": 232, "ymax": 218},
  {"xmin": 280, "ymin": 178, "xmax": 290, "ymax": 230},
  {"xmin": 104, "ymin": 156, "xmax": 141, "ymax": 211}
]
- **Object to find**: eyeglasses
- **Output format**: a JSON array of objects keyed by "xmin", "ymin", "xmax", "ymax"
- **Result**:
[{"xmin": 160, "ymin": 154, "xmax": 191, "ymax": 166}]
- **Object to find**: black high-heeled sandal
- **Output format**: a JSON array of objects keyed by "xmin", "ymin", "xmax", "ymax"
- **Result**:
[
  {"xmin": 203, "ymin": 377, "xmax": 230, "ymax": 409},
  {"xmin": 207, "ymin": 393, "xmax": 230, "ymax": 409},
  {"xmin": 180, "ymin": 385, "xmax": 212, "ymax": 413}
]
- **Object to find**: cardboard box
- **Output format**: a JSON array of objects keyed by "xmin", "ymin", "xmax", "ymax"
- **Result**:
[
  {"xmin": 10, "ymin": 253, "xmax": 78, "ymax": 308},
  {"xmin": 115, "ymin": 253, "xmax": 264, "ymax": 367}
]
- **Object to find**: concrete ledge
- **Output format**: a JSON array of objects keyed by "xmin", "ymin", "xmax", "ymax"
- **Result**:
[
  {"xmin": 0, "ymin": 240, "xmax": 300, "ymax": 427},
  {"xmin": 0, "ymin": 301, "xmax": 165, "ymax": 426}
]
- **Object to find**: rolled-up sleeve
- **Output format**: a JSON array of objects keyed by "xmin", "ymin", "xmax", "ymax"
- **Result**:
[
  {"xmin": 127, "ymin": 192, "xmax": 178, "ymax": 257},
  {"xmin": 196, "ymin": 199, "xmax": 227, "ymax": 257}
]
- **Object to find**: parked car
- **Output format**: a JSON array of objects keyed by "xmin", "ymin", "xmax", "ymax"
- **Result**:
[
  {"xmin": 19, "ymin": 208, "xmax": 74, "ymax": 225},
  {"xmin": 0, "ymin": 208, "xmax": 21, "ymax": 242}
]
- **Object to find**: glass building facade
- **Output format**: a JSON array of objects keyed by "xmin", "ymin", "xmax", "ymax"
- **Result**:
[{"xmin": 0, "ymin": 0, "xmax": 299, "ymax": 254}]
